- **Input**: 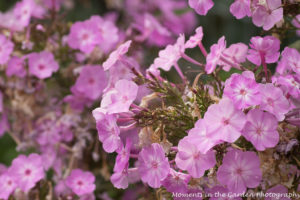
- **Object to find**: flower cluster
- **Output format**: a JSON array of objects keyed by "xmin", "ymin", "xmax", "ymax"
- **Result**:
[{"xmin": 0, "ymin": 0, "xmax": 299, "ymax": 199}]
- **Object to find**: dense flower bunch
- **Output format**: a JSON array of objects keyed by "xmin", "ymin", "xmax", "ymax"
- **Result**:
[{"xmin": 0, "ymin": 0, "xmax": 299, "ymax": 199}]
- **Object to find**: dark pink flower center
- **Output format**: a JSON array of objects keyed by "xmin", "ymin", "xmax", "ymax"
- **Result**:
[
  {"xmin": 38, "ymin": 64, "xmax": 45, "ymax": 70},
  {"xmin": 151, "ymin": 161, "xmax": 158, "ymax": 169},
  {"xmin": 193, "ymin": 152, "xmax": 201, "ymax": 160},
  {"xmin": 88, "ymin": 78, "xmax": 95, "ymax": 85},
  {"xmin": 122, "ymin": 96, "xmax": 129, "ymax": 103},
  {"xmin": 25, "ymin": 169, "xmax": 32, "ymax": 176},
  {"xmin": 77, "ymin": 180, "xmax": 83, "ymax": 186},
  {"xmin": 222, "ymin": 118, "xmax": 230, "ymax": 126},
  {"xmin": 256, "ymin": 127, "xmax": 262, "ymax": 135},
  {"xmin": 7, "ymin": 180, "xmax": 12, "ymax": 185},
  {"xmin": 239, "ymin": 89, "xmax": 247, "ymax": 96},
  {"xmin": 82, "ymin": 33, "xmax": 89, "ymax": 40},
  {"xmin": 267, "ymin": 98, "xmax": 274, "ymax": 106},
  {"xmin": 235, "ymin": 168, "xmax": 243, "ymax": 175}
]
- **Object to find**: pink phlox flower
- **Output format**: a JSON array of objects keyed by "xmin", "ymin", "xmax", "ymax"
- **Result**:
[
  {"xmin": 188, "ymin": 0, "xmax": 214, "ymax": 16},
  {"xmin": 73, "ymin": 65, "xmax": 107, "ymax": 100},
  {"xmin": 67, "ymin": 19, "xmax": 100, "ymax": 54},
  {"xmin": 65, "ymin": 169, "xmax": 96, "ymax": 196},
  {"xmin": 28, "ymin": 51, "xmax": 59, "ymax": 79},
  {"xmin": 93, "ymin": 108, "xmax": 121, "ymax": 153},
  {"xmin": 247, "ymin": 36, "xmax": 280, "ymax": 66},
  {"xmin": 153, "ymin": 34, "xmax": 185, "ymax": 71},
  {"xmin": 251, "ymin": 0, "xmax": 283, "ymax": 30},
  {"xmin": 6, "ymin": 56, "xmax": 26, "ymax": 78},
  {"xmin": 114, "ymin": 138, "xmax": 132, "ymax": 172},
  {"xmin": 273, "ymin": 75, "xmax": 300, "ymax": 99},
  {"xmin": 185, "ymin": 26, "xmax": 203, "ymax": 49},
  {"xmin": 265, "ymin": 185, "xmax": 291, "ymax": 200},
  {"xmin": 224, "ymin": 71, "xmax": 261, "ymax": 109},
  {"xmin": 0, "ymin": 34, "xmax": 14, "ymax": 65},
  {"xmin": 187, "ymin": 119, "xmax": 221, "ymax": 154},
  {"xmin": 276, "ymin": 47, "xmax": 300, "ymax": 75},
  {"xmin": 103, "ymin": 40, "xmax": 132, "ymax": 71},
  {"xmin": 101, "ymin": 79, "xmax": 138, "ymax": 114},
  {"xmin": 221, "ymin": 43, "xmax": 248, "ymax": 71},
  {"xmin": 242, "ymin": 109, "xmax": 279, "ymax": 151},
  {"xmin": 0, "ymin": 172, "xmax": 17, "ymax": 200},
  {"xmin": 111, "ymin": 166, "xmax": 139, "ymax": 189},
  {"xmin": 175, "ymin": 137, "xmax": 216, "ymax": 178},
  {"xmin": 138, "ymin": 143, "xmax": 170, "ymax": 188},
  {"xmin": 203, "ymin": 98, "xmax": 246, "ymax": 143},
  {"xmin": 205, "ymin": 36, "xmax": 226, "ymax": 74},
  {"xmin": 161, "ymin": 169, "xmax": 191, "ymax": 193},
  {"xmin": 217, "ymin": 150, "xmax": 262, "ymax": 193},
  {"xmin": 230, "ymin": 0, "xmax": 251, "ymax": 19},
  {"xmin": 259, "ymin": 83, "xmax": 290, "ymax": 121},
  {"xmin": 10, "ymin": 153, "xmax": 45, "ymax": 192}
]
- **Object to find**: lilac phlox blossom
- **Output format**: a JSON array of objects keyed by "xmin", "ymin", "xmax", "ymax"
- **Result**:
[
  {"xmin": 187, "ymin": 119, "xmax": 220, "ymax": 154},
  {"xmin": 0, "ymin": 34, "xmax": 14, "ymax": 65},
  {"xmin": 153, "ymin": 34, "xmax": 185, "ymax": 71},
  {"xmin": 247, "ymin": 36, "xmax": 280, "ymax": 66},
  {"xmin": 175, "ymin": 137, "xmax": 216, "ymax": 178},
  {"xmin": 251, "ymin": 0, "xmax": 283, "ymax": 30},
  {"xmin": 103, "ymin": 40, "xmax": 132, "ymax": 71},
  {"xmin": 6, "ymin": 56, "xmax": 26, "ymax": 78},
  {"xmin": 203, "ymin": 98, "xmax": 246, "ymax": 143},
  {"xmin": 93, "ymin": 108, "xmax": 121, "ymax": 153},
  {"xmin": 273, "ymin": 75, "xmax": 300, "ymax": 99},
  {"xmin": 72, "ymin": 65, "xmax": 107, "ymax": 100},
  {"xmin": 221, "ymin": 43, "xmax": 248, "ymax": 71},
  {"xmin": 242, "ymin": 109, "xmax": 279, "ymax": 151},
  {"xmin": 114, "ymin": 138, "xmax": 132, "ymax": 172},
  {"xmin": 67, "ymin": 19, "xmax": 100, "ymax": 54},
  {"xmin": 100, "ymin": 79, "xmax": 138, "ymax": 114},
  {"xmin": 65, "ymin": 169, "xmax": 96, "ymax": 196},
  {"xmin": 138, "ymin": 143, "xmax": 170, "ymax": 188},
  {"xmin": 161, "ymin": 169, "xmax": 191, "ymax": 193},
  {"xmin": 259, "ymin": 83, "xmax": 290, "ymax": 121},
  {"xmin": 223, "ymin": 71, "xmax": 261, "ymax": 109},
  {"xmin": 276, "ymin": 47, "xmax": 300, "ymax": 75},
  {"xmin": 0, "ymin": 172, "xmax": 17, "ymax": 200},
  {"xmin": 217, "ymin": 150, "xmax": 262, "ymax": 193},
  {"xmin": 205, "ymin": 36, "xmax": 226, "ymax": 74},
  {"xmin": 265, "ymin": 185, "xmax": 291, "ymax": 200},
  {"xmin": 10, "ymin": 153, "xmax": 45, "ymax": 192},
  {"xmin": 111, "ymin": 166, "xmax": 139, "ymax": 189},
  {"xmin": 185, "ymin": 26, "xmax": 203, "ymax": 49},
  {"xmin": 229, "ymin": 0, "xmax": 251, "ymax": 19},
  {"xmin": 188, "ymin": 0, "xmax": 214, "ymax": 16},
  {"xmin": 28, "ymin": 51, "xmax": 59, "ymax": 79}
]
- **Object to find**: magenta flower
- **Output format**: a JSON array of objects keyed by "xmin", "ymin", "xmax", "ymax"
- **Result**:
[
  {"xmin": 188, "ymin": 0, "xmax": 214, "ymax": 16},
  {"xmin": 93, "ymin": 109, "xmax": 121, "ymax": 153},
  {"xmin": 138, "ymin": 143, "xmax": 170, "ymax": 188},
  {"xmin": 205, "ymin": 36, "xmax": 226, "ymax": 74},
  {"xmin": 259, "ymin": 83, "xmax": 290, "ymax": 121},
  {"xmin": 65, "ymin": 169, "xmax": 95, "ymax": 196},
  {"xmin": 247, "ymin": 36, "xmax": 280, "ymax": 66},
  {"xmin": 175, "ymin": 137, "xmax": 216, "ymax": 178},
  {"xmin": 28, "ymin": 51, "xmax": 59, "ymax": 79},
  {"xmin": 6, "ymin": 57, "xmax": 26, "ymax": 78},
  {"xmin": 185, "ymin": 26, "xmax": 203, "ymax": 49},
  {"xmin": 252, "ymin": 0, "xmax": 283, "ymax": 30},
  {"xmin": 161, "ymin": 169, "xmax": 191, "ymax": 193},
  {"xmin": 114, "ymin": 138, "xmax": 132, "ymax": 172},
  {"xmin": 0, "ymin": 172, "xmax": 16, "ymax": 200},
  {"xmin": 224, "ymin": 71, "xmax": 261, "ymax": 109},
  {"xmin": 0, "ymin": 34, "xmax": 14, "ymax": 65},
  {"xmin": 13, "ymin": 0, "xmax": 34, "ymax": 28},
  {"xmin": 265, "ymin": 185, "xmax": 291, "ymax": 200},
  {"xmin": 111, "ymin": 167, "xmax": 139, "ymax": 189},
  {"xmin": 242, "ymin": 109, "xmax": 279, "ymax": 151},
  {"xmin": 73, "ymin": 65, "xmax": 107, "ymax": 100},
  {"xmin": 230, "ymin": 0, "xmax": 251, "ymax": 19},
  {"xmin": 103, "ymin": 40, "xmax": 132, "ymax": 71},
  {"xmin": 10, "ymin": 153, "xmax": 45, "ymax": 192},
  {"xmin": 153, "ymin": 34, "xmax": 185, "ymax": 71},
  {"xmin": 101, "ymin": 79, "xmax": 138, "ymax": 114},
  {"xmin": 187, "ymin": 119, "xmax": 220, "ymax": 154},
  {"xmin": 67, "ymin": 20, "xmax": 100, "ymax": 54},
  {"xmin": 217, "ymin": 150, "xmax": 262, "ymax": 193},
  {"xmin": 274, "ymin": 75, "xmax": 300, "ymax": 99},
  {"xmin": 203, "ymin": 98, "xmax": 246, "ymax": 143},
  {"xmin": 276, "ymin": 47, "xmax": 300, "ymax": 75}
]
